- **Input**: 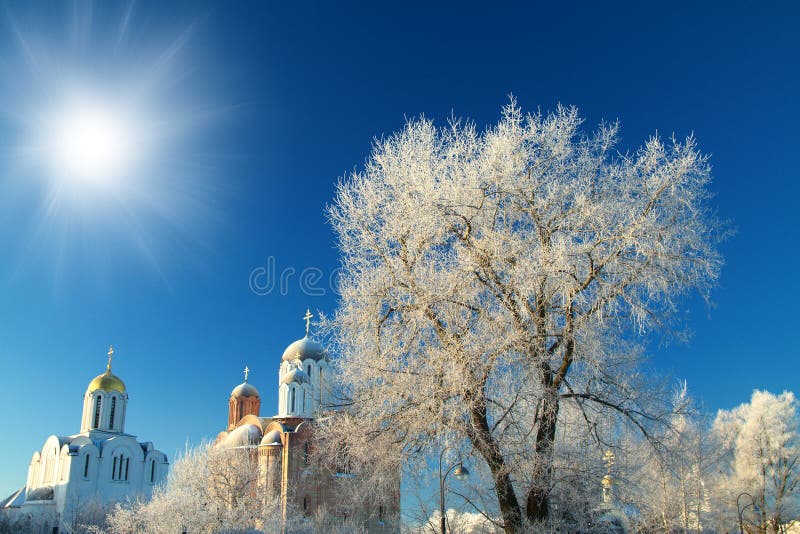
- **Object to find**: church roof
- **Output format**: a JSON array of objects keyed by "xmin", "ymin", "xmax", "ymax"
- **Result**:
[
  {"xmin": 0, "ymin": 487, "xmax": 25, "ymax": 509},
  {"xmin": 260, "ymin": 430, "xmax": 282, "ymax": 446},
  {"xmin": 282, "ymin": 336, "xmax": 326, "ymax": 362},
  {"xmin": 88, "ymin": 370, "xmax": 126, "ymax": 394},
  {"xmin": 223, "ymin": 424, "xmax": 263, "ymax": 447},
  {"xmin": 231, "ymin": 382, "xmax": 260, "ymax": 398},
  {"xmin": 88, "ymin": 346, "xmax": 126, "ymax": 394},
  {"xmin": 281, "ymin": 367, "xmax": 310, "ymax": 385}
]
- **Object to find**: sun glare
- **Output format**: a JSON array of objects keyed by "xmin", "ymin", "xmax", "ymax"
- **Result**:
[
  {"xmin": 0, "ymin": 1, "xmax": 220, "ymax": 272},
  {"xmin": 49, "ymin": 102, "xmax": 135, "ymax": 184}
]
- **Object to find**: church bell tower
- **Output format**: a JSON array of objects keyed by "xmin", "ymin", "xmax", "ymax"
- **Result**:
[{"xmin": 80, "ymin": 346, "xmax": 128, "ymax": 433}]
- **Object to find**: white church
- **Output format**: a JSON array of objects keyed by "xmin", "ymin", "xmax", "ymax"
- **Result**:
[{"xmin": 0, "ymin": 347, "xmax": 168, "ymax": 531}]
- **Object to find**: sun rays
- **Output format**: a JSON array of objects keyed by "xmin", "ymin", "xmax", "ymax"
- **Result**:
[{"xmin": 0, "ymin": 1, "xmax": 222, "ymax": 278}]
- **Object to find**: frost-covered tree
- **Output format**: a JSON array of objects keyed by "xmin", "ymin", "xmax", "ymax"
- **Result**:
[
  {"xmin": 106, "ymin": 443, "xmax": 293, "ymax": 534},
  {"xmin": 326, "ymin": 101, "xmax": 723, "ymax": 531},
  {"xmin": 623, "ymin": 388, "xmax": 719, "ymax": 532},
  {"xmin": 712, "ymin": 390, "xmax": 800, "ymax": 533},
  {"xmin": 305, "ymin": 411, "xmax": 402, "ymax": 532}
]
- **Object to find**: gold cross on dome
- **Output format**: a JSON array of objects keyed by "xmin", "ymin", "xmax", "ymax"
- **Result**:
[
  {"xmin": 303, "ymin": 309, "xmax": 313, "ymax": 336},
  {"xmin": 603, "ymin": 450, "xmax": 615, "ymax": 471},
  {"xmin": 106, "ymin": 345, "xmax": 115, "ymax": 372},
  {"xmin": 243, "ymin": 366, "xmax": 250, "ymax": 382}
]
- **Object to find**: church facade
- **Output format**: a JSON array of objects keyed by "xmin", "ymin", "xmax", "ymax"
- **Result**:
[
  {"xmin": 215, "ymin": 312, "xmax": 400, "ymax": 532},
  {"xmin": 0, "ymin": 348, "xmax": 168, "ymax": 532}
]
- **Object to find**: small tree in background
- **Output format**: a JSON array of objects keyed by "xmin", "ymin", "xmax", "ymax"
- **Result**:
[
  {"xmin": 712, "ymin": 390, "xmax": 800, "ymax": 533},
  {"xmin": 106, "ymin": 443, "xmax": 289, "ymax": 534}
]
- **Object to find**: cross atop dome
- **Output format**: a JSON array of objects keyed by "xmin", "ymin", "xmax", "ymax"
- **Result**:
[
  {"xmin": 304, "ymin": 308, "xmax": 313, "ymax": 336},
  {"xmin": 243, "ymin": 365, "xmax": 250, "ymax": 382},
  {"xmin": 90, "ymin": 345, "xmax": 125, "ymax": 394}
]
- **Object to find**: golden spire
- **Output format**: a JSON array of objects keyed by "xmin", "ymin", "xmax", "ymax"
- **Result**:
[
  {"xmin": 243, "ymin": 365, "xmax": 250, "ymax": 382},
  {"xmin": 602, "ymin": 450, "xmax": 615, "ymax": 504},
  {"xmin": 303, "ymin": 308, "xmax": 313, "ymax": 336},
  {"xmin": 106, "ymin": 345, "xmax": 115, "ymax": 372}
]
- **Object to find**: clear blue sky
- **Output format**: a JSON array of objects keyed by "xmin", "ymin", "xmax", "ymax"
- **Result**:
[{"xmin": 0, "ymin": 1, "xmax": 798, "ymax": 499}]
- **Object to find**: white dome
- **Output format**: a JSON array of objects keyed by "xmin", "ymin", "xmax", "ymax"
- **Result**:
[
  {"xmin": 231, "ymin": 382, "xmax": 260, "ymax": 398},
  {"xmin": 223, "ymin": 424, "xmax": 262, "ymax": 447},
  {"xmin": 282, "ymin": 336, "xmax": 325, "ymax": 362},
  {"xmin": 281, "ymin": 368, "xmax": 311, "ymax": 384},
  {"xmin": 281, "ymin": 368, "xmax": 310, "ymax": 385},
  {"xmin": 260, "ymin": 430, "xmax": 283, "ymax": 446}
]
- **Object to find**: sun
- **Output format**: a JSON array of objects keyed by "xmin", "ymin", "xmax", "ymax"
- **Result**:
[
  {"xmin": 0, "ymin": 1, "xmax": 222, "ymax": 273},
  {"xmin": 48, "ymin": 100, "xmax": 137, "ymax": 184}
]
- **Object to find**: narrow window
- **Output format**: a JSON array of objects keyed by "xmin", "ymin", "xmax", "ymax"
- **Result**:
[
  {"xmin": 379, "ymin": 505, "xmax": 384, "ymax": 522},
  {"xmin": 112, "ymin": 457, "xmax": 118, "ymax": 480},
  {"xmin": 83, "ymin": 455, "xmax": 90, "ymax": 478},
  {"xmin": 303, "ymin": 496, "xmax": 308, "ymax": 514},
  {"xmin": 238, "ymin": 401, "xmax": 244, "ymax": 420},
  {"xmin": 307, "ymin": 364, "xmax": 311, "ymax": 378},
  {"xmin": 93, "ymin": 396, "xmax": 102, "ymax": 428},
  {"xmin": 290, "ymin": 388, "xmax": 295, "ymax": 412},
  {"xmin": 109, "ymin": 397, "xmax": 116, "ymax": 429},
  {"xmin": 150, "ymin": 460, "xmax": 156, "ymax": 483},
  {"xmin": 124, "ymin": 457, "xmax": 129, "ymax": 481},
  {"xmin": 319, "ymin": 368, "xmax": 324, "ymax": 405},
  {"xmin": 303, "ymin": 390, "xmax": 306, "ymax": 412}
]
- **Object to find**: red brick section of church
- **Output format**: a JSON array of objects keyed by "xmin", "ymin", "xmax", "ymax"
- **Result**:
[{"xmin": 228, "ymin": 395, "xmax": 261, "ymax": 431}]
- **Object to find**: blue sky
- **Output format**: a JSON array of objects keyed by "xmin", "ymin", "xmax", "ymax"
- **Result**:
[{"xmin": 0, "ymin": 1, "xmax": 798, "ymax": 499}]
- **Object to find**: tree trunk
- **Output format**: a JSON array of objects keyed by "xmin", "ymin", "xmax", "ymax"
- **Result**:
[
  {"xmin": 466, "ymin": 401, "xmax": 523, "ymax": 533},
  {"xmin": 526, "ymin": 391, "xmax": 560, "ymax": 522}
]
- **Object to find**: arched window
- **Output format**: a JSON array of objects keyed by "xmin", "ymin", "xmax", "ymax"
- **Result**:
[
  {"xmin": 83, "ymin": 455, "xmax": 90, "ymax": 478},
  {"xmin": 93, "ymin": 396, "xmax": 102, "ymax": 428},
  {"xmin": 307, "ymin": 364, "xmax": 311, "ymax": 378},
  {"xmin": 379, "ymin": 505, "xmax": 384, "ymax": 523},
  {"xmin": 109, "ymin": 397, "xmax": 116, "ymax": 429},
  {"xmin": 112, "ymin": 453, "xmax": 129, "ymax": 481},
  {"xmin": 150, "ymin": 460, "xmax": 156, "ymax": 483},
  {"xmin": 238, "ymin": 401, "xmax": 244, "ymax": 421},
  {"xmin": 290, "ymin": 387, "xmax": 295, "ymax": 412},
  {"xmin": 303, "ymin": 496, "xmax": 309, "ymax": 514}
]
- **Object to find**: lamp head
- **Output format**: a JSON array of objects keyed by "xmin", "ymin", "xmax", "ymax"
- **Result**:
[{"xmin": 453, "ymin": 463, "xmax": 469, "ymax": 480}]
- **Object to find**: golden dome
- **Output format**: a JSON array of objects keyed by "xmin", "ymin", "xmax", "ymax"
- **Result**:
[
  {"xmin": 87, "ymin": 345, "xmax": 126, "ymax": 393},
  {"xmin": 88, "ymin": 371, "xmax": 126, "ymax": 394}
]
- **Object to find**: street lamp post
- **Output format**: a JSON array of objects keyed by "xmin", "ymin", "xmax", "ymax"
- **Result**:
[
  {"xmin": 439, "ymin": 446, "xmax": 469, "ymax": 534},
  {"xmin": 737, "ymin": 492, "xmax": 757, "ymax": 534}
]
